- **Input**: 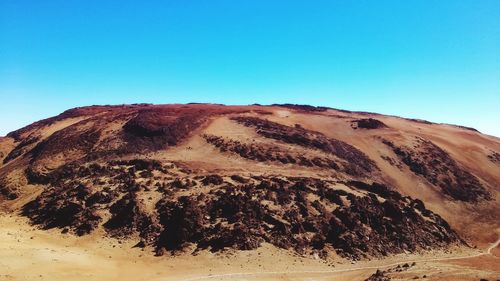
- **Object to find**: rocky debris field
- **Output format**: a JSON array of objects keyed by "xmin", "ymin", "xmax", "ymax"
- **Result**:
[
  {"xmin": 232, "ymin": 116, "xmax": 377, "ymax": 176},
  {"xmin": 381, "ymin": 137, "xmax": 491, "ymax": 202},
  {"xmin": 203, "ymin": 134, "xmax": 341, "ymax": 171},
  {"xmin": 21, "ymin": 158, "xmax": 462, "ymax": 260},
  {"xmin": 364, "ymin": 263, "xmax": 417, "ymax": 281}
]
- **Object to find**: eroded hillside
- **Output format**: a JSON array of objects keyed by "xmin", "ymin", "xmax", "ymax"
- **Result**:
[{"xmin": 0, "ymin": 103, "xmax": 499, "ymax": 259}]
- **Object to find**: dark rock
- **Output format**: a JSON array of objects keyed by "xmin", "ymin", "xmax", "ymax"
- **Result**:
[
  {"xmin": 202, "ymin": 175, "xmax": 224, "ymax": 186},
  {"xmin": 382, "ymin": 138, "xmax": 491, "ymax": 202},
  {"xmin": 365, "ymin": 269, "xmax": 391, "ymax": 281},
  {"xmin": 353, "ymin": 118, "xmax": 388, "ymax": 129},
  {"xmin": 230, "ymin": 175, "xmax": 249, "ymax": 183},
  {"xmin": 487, "ymin": 151, "xmax": 500, "ymax": 163},
  {"xmin": 18, "ymin": 157, "xmax": 463, "ymax": 259},
  {"xmin": 133, "ymin": 240, "xmax": 146, "ymax": 248},
  {"xmin": 224, "ymin": 118, "xmax": 378, "ymax": 176}
]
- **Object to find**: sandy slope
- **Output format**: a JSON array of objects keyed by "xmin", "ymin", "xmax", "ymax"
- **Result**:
[{"xmin": 1, "ymin": 214, "xmax": 498, "ymax": 281}]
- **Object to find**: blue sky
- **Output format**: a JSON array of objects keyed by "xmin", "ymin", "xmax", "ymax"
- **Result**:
[{"xmin": 1, "ymin": 0, "xmax": 499, "ymax": 136}]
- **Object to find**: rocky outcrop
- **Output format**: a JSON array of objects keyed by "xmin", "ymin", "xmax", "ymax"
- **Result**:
[
  {"xmin": 382, "ymin": 138, "xmax": 491, "ymax": 202},
  {"xmin": 365, "ymin": 269, "xmax": 391, "ymax": 281},
  {"xmin": 232, "ymin": 117, "xmax": 377, "ymax": 176},
  {"xmin": 123, "ymin": 108, "xmax": 208, "ymax": 153},
  {"xmin": 488, "ymin": 151, "xmax": 500, "ymax": 164},
  {"xmin": 22, "ymin": 183, "xmax": 102, "ymax": 236},
  {"xmin": 353, "ymin": 118, "xmax": 387, "ymax": 129},
  {"xmin": 364, "ymin": 263, "xmax": 416, "ymax": 281},
  {"xmin": 203, "ymin": 134, "xmax": 340, "ymax": 171},
  {"xmin": 3, "ymin": 135, "xmax": 40, "ymax": 164},
  {"xmin": 0, "ymin": 180, "xmax": 18, "ymax": 200},
  {"xmin": 19, "ymin": 159, "xmax": 462, "ymax": 259}
]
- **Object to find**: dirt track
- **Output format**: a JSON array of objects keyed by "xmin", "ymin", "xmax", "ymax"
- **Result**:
[{"xmin": 177, "ymin": 237, "xmax": 500, "ymax": 281}]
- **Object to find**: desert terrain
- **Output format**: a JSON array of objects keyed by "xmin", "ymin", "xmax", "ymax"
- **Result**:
[{"xmin": 0, "ymin": 103, "xmax": 499, "ymax": 280}]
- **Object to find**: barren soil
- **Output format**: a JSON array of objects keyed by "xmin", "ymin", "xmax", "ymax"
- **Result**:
[{"xmin": 1, "ymin": 104, "xmax": 499, "ymax": 280}]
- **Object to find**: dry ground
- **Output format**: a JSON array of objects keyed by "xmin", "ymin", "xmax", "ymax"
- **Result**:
[{"xmin": 1, "ymin": 214, "xmax": 498, "ymax": 281}]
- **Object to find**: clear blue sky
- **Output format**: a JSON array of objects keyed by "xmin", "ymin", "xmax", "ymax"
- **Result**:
[{"xmin": 1, "ymin": 0, "xmax": 499, "ymax": 137}]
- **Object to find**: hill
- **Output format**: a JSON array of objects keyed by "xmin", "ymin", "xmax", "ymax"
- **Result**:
[{"xmin": 0, "ymin": 104, "xmax": 499, "ymax": 279}]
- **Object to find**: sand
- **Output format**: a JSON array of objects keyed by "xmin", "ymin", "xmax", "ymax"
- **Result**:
[{"xmin": 1, "ymin": 214, "xmax": 498, "ymax": 281}]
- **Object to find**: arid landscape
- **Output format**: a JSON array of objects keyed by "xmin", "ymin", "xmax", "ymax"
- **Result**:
[{"xmin": 0, "ymin": 103, "xmax": 499, "ymax": 281}]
